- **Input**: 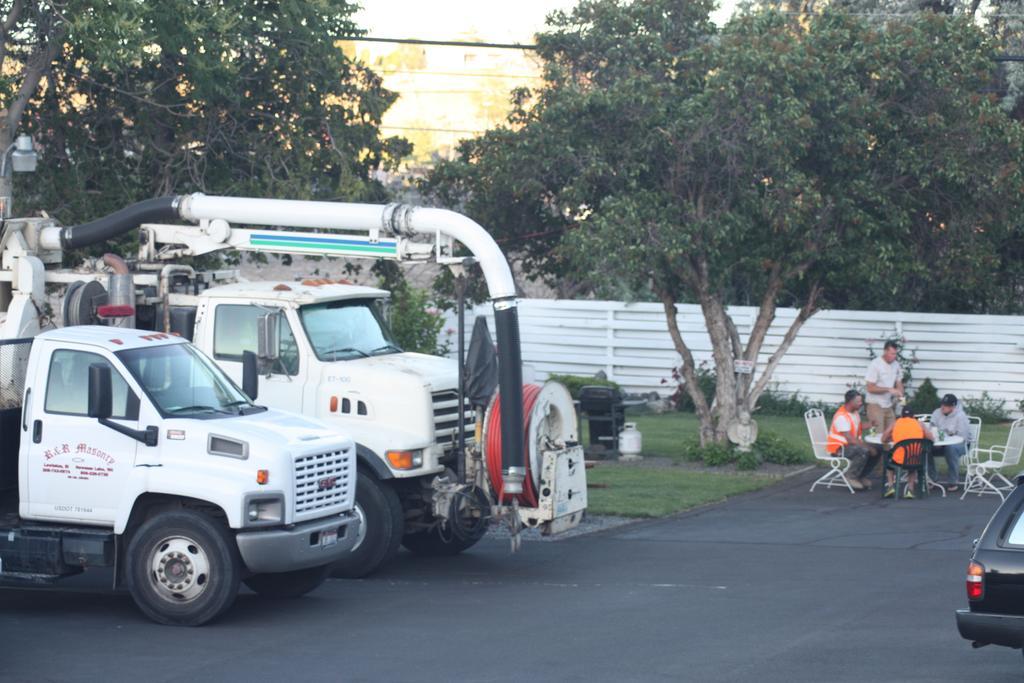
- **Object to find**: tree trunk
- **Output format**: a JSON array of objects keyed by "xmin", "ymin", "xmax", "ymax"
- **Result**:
[
  {"xmin": 663, "ymin": 273, "xmax": 823, "ymax": 450},
  {"xmin": 659, "ymin": 289, "xmax": 716, "ymax": 446}
]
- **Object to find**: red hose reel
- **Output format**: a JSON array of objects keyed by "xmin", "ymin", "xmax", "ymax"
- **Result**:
[{"xmin": 485, "ymin": 383, "xmax": 542, "ymax": 507}]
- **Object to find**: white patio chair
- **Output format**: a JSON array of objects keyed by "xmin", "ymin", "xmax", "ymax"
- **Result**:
[
  {"xmin": 962, "ymin": 417, "xmax": 1024, "ymax": 501},
  {"xmin": 959, "ymin": 416, "xmax": 983, "ymax": 484},
  {"xmin": 805, "ymin": 409, "xmax": 855, "ymax": 494}
]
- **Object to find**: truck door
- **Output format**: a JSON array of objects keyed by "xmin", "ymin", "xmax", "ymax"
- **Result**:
[
  {"xmin": 23, "ymin": 343, "xmax": 140, "ymax": 525},
  {"xmin": 209, "ymin": 303, "xmax": 306, "ymax": 412}
]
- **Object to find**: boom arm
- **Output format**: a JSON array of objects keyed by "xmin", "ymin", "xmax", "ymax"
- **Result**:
[{"xmin": 47, "ymin": 194, "xmax": 528, "ymax": 493}]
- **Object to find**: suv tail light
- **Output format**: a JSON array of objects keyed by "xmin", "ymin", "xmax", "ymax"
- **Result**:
[{"xmin": 966, "ymin": 560, "xmax": 985, "ymax": 601}]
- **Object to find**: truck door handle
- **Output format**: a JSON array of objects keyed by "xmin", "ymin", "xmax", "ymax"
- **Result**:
[
  {"xmin": 22, "ymin": 388, "xmax": 30, "ymax": 430},
  {"xmin": 32, "ymin": 419, "xmax": 42, "ymax": 444}
]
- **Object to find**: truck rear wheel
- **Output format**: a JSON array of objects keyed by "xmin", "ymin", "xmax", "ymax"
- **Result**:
[
  {"xmin": 243, "ymin": 565, "xmax": 331, "ymax": 599},
  {"xmin": 126, "ymin": 510, "xmax": 241, "ymax": 626},
  {"xmin": 330, "ymin": 471, "xmax": 403, "ymax": 578},
  {"xmin": 401, "ymin": 527, "xmax": 484, "ymax": 556}
]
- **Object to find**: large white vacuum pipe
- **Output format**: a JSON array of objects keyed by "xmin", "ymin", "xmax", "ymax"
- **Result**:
[{"xmin": 59, "ymin": 194, "xmax": 528, "ymax": 492}]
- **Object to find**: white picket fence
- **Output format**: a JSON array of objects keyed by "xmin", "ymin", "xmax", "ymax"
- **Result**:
[{"xmin": 442, "ymin": 299, "xmax": 1024, "ymax": 413}]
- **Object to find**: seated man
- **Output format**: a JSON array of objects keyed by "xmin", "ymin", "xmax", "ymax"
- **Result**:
[
  {"xmin": 929, "ymin": 393, "xmax": 970, "ymax": 492},
  {"xmin": 827, "ymin": 389, "xmax": 881, "ymax": 491},
  {"xmin": 882, "ymin": 407, "xmax": 934, "ymax": 499}
]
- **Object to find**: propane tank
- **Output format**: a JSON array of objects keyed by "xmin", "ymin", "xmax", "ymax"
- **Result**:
[{"xmin": 618, "ymin": 422, "xmax": 643, "ymax": 462}]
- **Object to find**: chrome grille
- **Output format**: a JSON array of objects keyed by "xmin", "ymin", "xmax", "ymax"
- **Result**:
[
  {"xmin": 293, "ymin": 448, "xmax": 353, "ymax": 518},
  {"xmin": 432, "ymin": 390, "xmax": 475, "ymax": 455}
]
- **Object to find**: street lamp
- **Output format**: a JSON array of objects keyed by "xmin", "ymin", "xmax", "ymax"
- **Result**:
[{"xmin": 0, "ymin": 134, "xmax": 38, "ymax": 219}]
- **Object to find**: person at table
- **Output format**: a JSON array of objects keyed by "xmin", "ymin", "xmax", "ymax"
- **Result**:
[
  {"xmin": 929, "ymin": 393, "xmax": 970, "ymax": 493},
  {"xmin": 865, "ymin": 340, "xmax": 904, "ymax": 434},
  {"xmin": 827, "ymin": 390, "xmax": 881, "ymax": 491},
  {"xmin": 881, "ymin": 406, "xmax": 934, "ymax": 499}
]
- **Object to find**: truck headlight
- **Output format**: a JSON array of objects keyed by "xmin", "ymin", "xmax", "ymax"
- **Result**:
[
  {"xmin": 386, "ymin": 449, "xmax": 424, "ymax": 470},
  {"xmin": 246, "ymin": 496, "xmax": 284, "ymax": 524}
]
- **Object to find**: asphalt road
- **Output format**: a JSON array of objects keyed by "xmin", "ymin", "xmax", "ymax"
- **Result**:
[{"xmin": 1, "ymin": 473, "xmax": 1020, "ymax": 683}]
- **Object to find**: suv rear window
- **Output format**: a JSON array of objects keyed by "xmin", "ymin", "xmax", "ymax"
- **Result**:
[{"xmin": 998, "ymin": 493, "xmax": 1024, "ymax": 548}]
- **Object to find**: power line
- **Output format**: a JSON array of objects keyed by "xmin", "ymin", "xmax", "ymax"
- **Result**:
[{"xmin": 341, "ymin": 36, "xmax": 537, "ymax": 50}]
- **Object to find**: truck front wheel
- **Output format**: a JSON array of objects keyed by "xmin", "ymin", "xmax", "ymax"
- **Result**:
[
  {"xmin": 243, "ymin": 565, "xmax": 331, "ymax": 599},
  {"xmin": 330, "ymin": 471, "xmax": 403, "ymax": 578},
  {"xmin": 126, "ymin": 510, "xmax": 242, "ymax": 626}
]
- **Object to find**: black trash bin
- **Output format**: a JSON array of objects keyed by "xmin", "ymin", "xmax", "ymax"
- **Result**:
[{"xmin": 579, "ymin": 385, "xmax": 625, "ymax": 448}]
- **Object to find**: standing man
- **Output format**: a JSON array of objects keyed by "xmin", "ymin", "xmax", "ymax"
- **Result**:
[
  {"xmin": 930, "ymin": 394, "xmax": 971, "ymax": 492},
  {"xmin": 865, "ymin": 340, "xmax": 904, "ymax": 434},
  {"xmin": 827, "ymin": 389, "xmax": 882, "ymax": 491}
]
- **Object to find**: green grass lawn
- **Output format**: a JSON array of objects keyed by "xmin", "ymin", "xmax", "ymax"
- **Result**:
[
  {"xmin": 603, "ymin": 410, "xmax": 1014, "ymax": 463},
  {"xmin": 581, "ymin": 411, "xmax": 1017, "ymax": 517},
  {"xmin": 586, "ymin": 466, "xmax": 774, "ymax": 517}
]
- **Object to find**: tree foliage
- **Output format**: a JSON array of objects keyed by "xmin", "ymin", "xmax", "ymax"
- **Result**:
[
  {"xmin": 0, "ymin": 0, "xmax": 409, "ymax": 225},
  {"xmin": 426, "ymin": 0, "xmax": 1024, "ymax": 444}
]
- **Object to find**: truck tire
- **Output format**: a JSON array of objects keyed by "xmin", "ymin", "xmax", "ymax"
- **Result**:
[
  {"xmin": 243, "ymin": 565, "xmax": 331, "ymax": 599},
  {"xmin": 330, "ymin": 471, "xmax": 403, "ymax": 578},
  {"xmin": 401, "ymin": 526, "xmax": 485, "ymax": 557},
  {"xmin": 126, "ymin": 509, "xmax": 242, "ymax": 626}
]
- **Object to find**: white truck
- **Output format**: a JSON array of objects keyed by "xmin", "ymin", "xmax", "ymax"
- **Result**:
[
  {"xmin": 0, "ymin": 325, "xmax": 360, "ymax": 625},
  {"xmin": 0, "ymin": 193, "xmax": 588, "ymax": 577}
]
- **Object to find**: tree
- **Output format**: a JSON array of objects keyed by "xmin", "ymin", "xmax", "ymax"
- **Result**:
[
  {"xmin": 426, "ymin": 0, "xmax": 1024, "ymax": 445},
  {"xmin": 1, "ymin": 1, "xmax": 409, "ymax": 225}
]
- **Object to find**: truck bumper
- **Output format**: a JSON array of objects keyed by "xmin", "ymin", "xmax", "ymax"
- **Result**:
[
  {"xmin": 956, "ymin": 609, "xmax": 1024, "ymax": 649},
  {"xmin": 235, "ymin": 511, "xmax": 360, "ymax": 574}
]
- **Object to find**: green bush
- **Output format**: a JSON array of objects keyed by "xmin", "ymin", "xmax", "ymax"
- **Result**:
[
  {"xmin": 699, "ymin": 441, "xmax": 737, "ymax": 467},
  {"xmin": 736, "ymin": 451, "xmax": 760, "ymax": 471},
  {"xmin": 907, "ymin": 377, "xmax": 940, "ymax": 415},
  {"xmin": 963, "ymin": 392, "xmax": 1009, "ymax": 423},
  {"xmin": 547, "ymin": 373, "xmax": 621, "ymax": 399},
  {"xmin": 678, "ymin": 431, "xmax": 803, "ymax": 469},
  {"xmin": 669, "ymin": 361, "xmax": 717, "ymax": 413},
  {"xmin": 388, "ymin": 282, "xmax": 448, "ymax": 355},
  {"xmin": 752, "ymin": 432, "xmax": 805, "ymax": 465}
]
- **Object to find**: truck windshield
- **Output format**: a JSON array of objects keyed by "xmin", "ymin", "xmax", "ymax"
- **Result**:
[
  {"xmin": 117, "ymin": 343, "xmax": 258, "ymax": 418},
  {"xmin": 299, "ymin": 299, "xmax": 403, "ymax": 361}
]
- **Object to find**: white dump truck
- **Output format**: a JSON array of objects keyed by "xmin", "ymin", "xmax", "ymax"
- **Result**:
[
  {"xmin": 0, "ymin": 193, "xmax": 587, "ymax": 578},
  {"xmin": 0, "ymin": 325, "xmax": 360, "ymax": 625}
]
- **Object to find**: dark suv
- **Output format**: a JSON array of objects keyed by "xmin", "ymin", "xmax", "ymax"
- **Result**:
[{"xmin": 957, "ymin": 478, "xmax": 1024, "ymax": 658}]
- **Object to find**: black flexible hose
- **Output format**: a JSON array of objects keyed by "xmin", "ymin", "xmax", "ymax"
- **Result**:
[
  {"xmin": 493, "ymin": 302, "xmax": 525, "ymax": 480},
  {"xmin": 447, "ymin": 485, "xmax": 490, "ymax": 542},
  {"xmin": 61, "ymin": 196, "xmax": 181, "ymax": 249}
]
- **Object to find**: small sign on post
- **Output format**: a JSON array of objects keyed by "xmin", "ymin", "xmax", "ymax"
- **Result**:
[{"xmin": 734, "ymin": 360, "xmax": 755, "ymax": 375}]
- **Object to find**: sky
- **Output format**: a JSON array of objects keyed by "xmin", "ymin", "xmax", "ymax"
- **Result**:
[{"xmin": 353, "ymin": 0, "xmax": 739, "ymax": 43}]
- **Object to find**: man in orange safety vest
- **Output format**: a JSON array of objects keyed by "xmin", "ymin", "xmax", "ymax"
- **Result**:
[{"xmin": 827, "ymin": 389, "xmax": 882, "ymax": 491}]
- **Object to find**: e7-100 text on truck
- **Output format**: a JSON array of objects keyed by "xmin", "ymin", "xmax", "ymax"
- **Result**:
[{"xmin": 0, "ymin": 326, "xmax": 360, "ymax": 625}]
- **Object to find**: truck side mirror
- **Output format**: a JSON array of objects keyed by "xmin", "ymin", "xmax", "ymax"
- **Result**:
[
  {"xmin": 257, "ymin": 311, "xmax": 281, "ymax": 362},
  {"xmin": 87, "ymin": 363, "xmax": 113, "ymax": 420},
  {"xmin": 242, "ymin": 350, "xmax": 259, "ymax": 401}
]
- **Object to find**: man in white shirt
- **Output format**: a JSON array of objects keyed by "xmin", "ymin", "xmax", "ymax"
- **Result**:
[{"xmin": 865, "ymin": 340, "xmax": 904, "ymax": 434}]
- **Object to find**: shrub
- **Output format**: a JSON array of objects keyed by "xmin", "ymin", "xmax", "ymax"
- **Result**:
[
  {"xmin": 547, "ymin": 374, "xmax": 621, "ymax": 399},
  {"xmin": 698, "ymin": 441, "xmax": 737, "ymax": 467},
  {"xmin": 963, "ymin": 392, "xmax": 1009, "ymax": 423},
  {"xmin": 388, "ymin": 282, "xmax": 447, "ymax": 355},
  {"xmin": 736, "ymin": 451, "xmax": 760, "ymax": 471},
  {"xmin": 666, "ymin": 361, "xmax": 716, "ymax": 413},
  {"xmin": 753, "ymin": 432, "xmax": 805, "ymax": 465},
  {"xmin": 907, "ymin": 377, "xmax": 940, "ymax": 415},
  {"xmin": 754, "ymin": 390, "xmax": 806, "ymax": 417}
]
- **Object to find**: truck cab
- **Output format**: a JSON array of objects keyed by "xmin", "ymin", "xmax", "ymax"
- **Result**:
[
  {"xmin": 190, "ymin": 280, "xmax": 470, "ymax": 480},
  {"xmin": 0, "ymin": 327, "xmax": 360, "ymax": 625},
  {"xmin": 187, "ymin": 279, "xmax": 474, "ymax": 577}
]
